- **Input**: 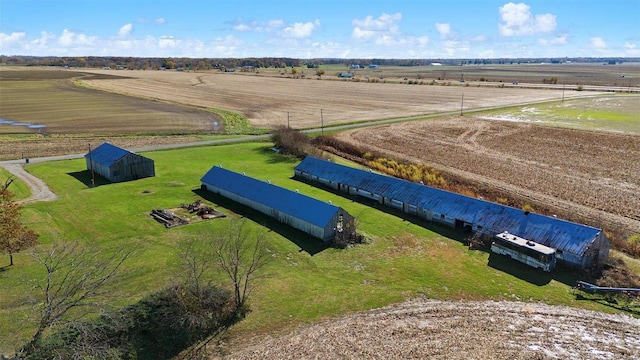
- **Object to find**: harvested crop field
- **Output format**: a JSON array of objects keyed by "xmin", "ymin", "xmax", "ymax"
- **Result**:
[
  {"xmin": 335, "ymin": 117, "xmax": 640, "ymax": 237},
  {"xmin": 0, "ymin": 69, "xmax": 222, "ymax": 135},
  {"xmin": 220, "ymin": 299, "xmax": 640, "ymax": 360},
  {"xmin": 78, "ymin": 69, "xmax": 598, "ymax": 129}
]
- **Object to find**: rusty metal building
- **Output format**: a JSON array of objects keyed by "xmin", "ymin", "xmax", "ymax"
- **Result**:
[
  {"xmin": 294, "ymin": 156, "xmax": 609, "ymax": 269},
  {"xmin": 85, "ymin": 142, "xmax": 155, "ymax": 183}
]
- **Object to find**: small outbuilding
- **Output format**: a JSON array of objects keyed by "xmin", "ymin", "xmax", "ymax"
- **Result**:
[
  {"xmin": 201, "ymin": 166, "xmax": 353, "ymax": 242},
  {"xmin": 85, "ymin": 142, "xmax": 155, "ymax": 183}
]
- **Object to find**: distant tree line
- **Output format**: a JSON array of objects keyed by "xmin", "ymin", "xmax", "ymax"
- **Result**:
[{"xmin": 1, "ymin": 55, "xmax": 636, "ymax": 71}]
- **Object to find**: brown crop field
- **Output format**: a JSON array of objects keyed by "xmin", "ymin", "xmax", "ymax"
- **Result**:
[
  {"xmin": 77, "ymin": 68, "xmax": 601, "ymax": 129},
  {"xmin": 1, "ymin": 65, "xmax": 615, "ymax": 160},
  {"xmin": 335, "ymin": 115, "xmax": 640, "ymax": 237},
  {"xmin": 220, "ymin": 299, "xmax": 640, "ymax": 360},
  {"xmin": 0, "ymin": 68, "xmax": 222, "ymax": 135}
]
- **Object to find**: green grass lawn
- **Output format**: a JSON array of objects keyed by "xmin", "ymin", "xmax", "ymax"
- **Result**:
[
  {"xmin": 0, "ymin": 141, "xmax": 622, "ymax": 354},
  {"xmin": 0, "ymin": 168, "xmax": 30, "ymax": 201},
  {"xmin": 477, "ymin": 94, "xmax": 640, "ymax": 134}
]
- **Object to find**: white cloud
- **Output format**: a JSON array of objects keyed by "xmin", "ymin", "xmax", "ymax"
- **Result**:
[
  {"xmin": 351, "ymin": 13, "xmax": 402, "ymax": 40},
  {"xmin": 137, "ymin": 17, "xmax": 166, "ymax": 25},
  {"xmin": 590, "ymin": 37, "xmax": 607, "ymax": 49},
  {"xmin": 233, "ymin": 19, "xmax": 284, "ymax": 33},
  {"xmin": 58, "ymin": 29, "xmax": 96, "ymax": 47},
  {"xmin": 282, "ymin": 20, "xmax": 320, "ymax": 38},
  {"xmin": 435, "ymin": 23, "xmax": 451, "ymax": 38},
  {"xmin": 118, "ymin": 24, "xmax": 133, "ymax": 38},
  {"xmin": 499, "ymin": 2, "xmax": 556, "ymax": 36},
  {"xmin": 539, "ymin": 33, "xmax": 567, "ymax": 46},
  {"xmin": 233, "ymin": 24, "xmax": 251, "ymax": 31},
  {"xmin": 0, "ymin": 31, "xmax": 26, "ymax": 45}
]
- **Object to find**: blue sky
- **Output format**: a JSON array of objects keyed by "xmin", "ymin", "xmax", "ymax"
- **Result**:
[{"xmin": 1, "ymin": 0, "xmax": 638, "ymax": 58}]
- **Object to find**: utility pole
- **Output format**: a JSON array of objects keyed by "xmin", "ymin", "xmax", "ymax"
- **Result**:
[
  {"xmin": 287, "ymin": 111, "xmax": 290, "ymax": 129},
  {"xmin": 460, "ymin": 93, "xmax": 464, "ymax": 116},
  {"xmin": 88, "ymin": 143, "xmax": 95, "ymax": 188},
  {"xmin": 562, "ymin": 84, "xmax": 565, "ymax": 102},
  {"xmin": 321, "ymin": 108, "xmax": 324, "ymax": 135}
]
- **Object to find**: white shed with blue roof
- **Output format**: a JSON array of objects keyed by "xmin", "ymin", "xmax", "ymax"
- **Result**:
[
  {"xmin": 85, "ymin": 142, "xmax": 155, "ymax": 183},
  {"xmin": 201, "ymin": 166, "xmax": 353, "ymax": 242},
  {"xmin": 294, "ymin": 156, "xmax": 609, "ymax": 268}
]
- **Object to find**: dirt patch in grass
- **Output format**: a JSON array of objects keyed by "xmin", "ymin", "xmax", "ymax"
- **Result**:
[
  {"xmin": 217, "ymin": 299, "xmax": 640, "ymax": 360},
  {"xmin": 335, "ymin": 117, "xmax": 640, "ymax": 239}
]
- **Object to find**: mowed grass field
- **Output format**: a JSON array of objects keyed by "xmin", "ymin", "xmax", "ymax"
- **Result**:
[{"xmin": 0, "ymin": 142, "xmax": 613, "ymax": 355}]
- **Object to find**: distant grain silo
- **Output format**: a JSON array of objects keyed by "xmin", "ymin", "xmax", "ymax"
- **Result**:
[
  {"xmin": 85, "ymin": 142, "xmax": 155, "ymax": 183},
  {"xmin": 200, "ymin": 166, "xmax": 353, "ymax": 242}
]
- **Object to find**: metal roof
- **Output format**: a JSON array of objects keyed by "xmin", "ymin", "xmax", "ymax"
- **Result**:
[
  {"xmin": 201, "ymin": 166, "xmax": 341, "ymax": 228},
  {"xmin": 295, "ymin": 156, "xmax": 602, "ymax": 256},
  {"xmin": 84, "ymin": 142, "xmax": 134, "ymax": 167}
]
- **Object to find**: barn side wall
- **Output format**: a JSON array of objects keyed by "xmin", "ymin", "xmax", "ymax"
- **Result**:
[
  {"xmin": 202, "ymin": 183, "xmax": 328, "ymax": 240},
  {"xmin": 113, "ymin": 154, "xmax": 155, "ymax": 182}
]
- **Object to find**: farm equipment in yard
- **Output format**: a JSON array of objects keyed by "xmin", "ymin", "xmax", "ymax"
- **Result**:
[
  {"xmin": 575, "ymin": 281, "xmax": 640, "ymax": 297},
  {"xmin": 150, "ymin": 209, "xmax": 189, "ymax": 228}
]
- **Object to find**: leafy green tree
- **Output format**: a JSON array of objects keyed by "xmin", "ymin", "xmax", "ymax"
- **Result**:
[{"xmin": 0, "ymin": 177, "xmax": 38, "ymax": 266}]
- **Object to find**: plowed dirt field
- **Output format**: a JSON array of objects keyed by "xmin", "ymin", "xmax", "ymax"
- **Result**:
[
  {"xmin": 220, "ymin": 300, "xmax": 640, "ymax": 360},
  {"xmin": 79, "ymin": 69, "xmax": 593, "ymax": 129},
  {"xmin": 336, "ymin": 117, "xmax": 640, "ymax": 237}
]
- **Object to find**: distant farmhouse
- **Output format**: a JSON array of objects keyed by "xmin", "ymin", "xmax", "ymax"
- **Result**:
[
  {"xmin": 294, "ymin": 157, "xmax": 609, "ymax": 269},
  {"xmin": 85, "ymin": 143, "xmax": 155, "ymax": 183},
  {"xmin": 201, "ymin": 166, "xmax": 354, "ymax": 242}
]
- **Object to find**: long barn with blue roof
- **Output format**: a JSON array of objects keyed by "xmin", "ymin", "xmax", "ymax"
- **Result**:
[
  {"xmin": 85, "ymin": 142, "xmax": 155, "ymax": 183},
  {"xmin": 294, "ymin": 156, "xmax": 609, "ymax": 269},
  {"xmin": 201, "ymin": 166, "xmax": 353, "ymax": 242}
]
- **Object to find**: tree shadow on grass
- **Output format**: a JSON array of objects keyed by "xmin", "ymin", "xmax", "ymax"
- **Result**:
[
  {"xmin": 192, "ymin": 188, "xmax": 329, "ymax": 256},
  {"xmin": 67, "ymin": 170, "xmax": 111, "ymax": 188}
]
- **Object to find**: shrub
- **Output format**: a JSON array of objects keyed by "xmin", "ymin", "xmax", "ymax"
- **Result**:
[
  {"xmin": 26, "ymin": 285, "xmax": 234, "ymax": 360},
  {"xmin": 271, "ymin": 126, "xmax": 312, "ymax": 158}
]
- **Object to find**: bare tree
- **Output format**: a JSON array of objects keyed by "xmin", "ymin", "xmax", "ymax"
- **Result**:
[
  {"xmin": 0, "ymin": 177, "xmax": 39, "ymax": 266},
  {"xmin": 214, "ymin": 219, "xmax": 270, "ymax": 314},
  {"xmin": 177, "ymin": 238, "xmax": 213, "ymax": 298},
  {"xmin": 20, "ymin": 241, "xmax": 134, "ymax": 358}
]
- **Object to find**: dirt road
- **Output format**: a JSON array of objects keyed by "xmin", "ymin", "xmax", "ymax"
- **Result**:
[{"xmin": 1, "ymin": 163, "xmax": 57, "ymax": 204}]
